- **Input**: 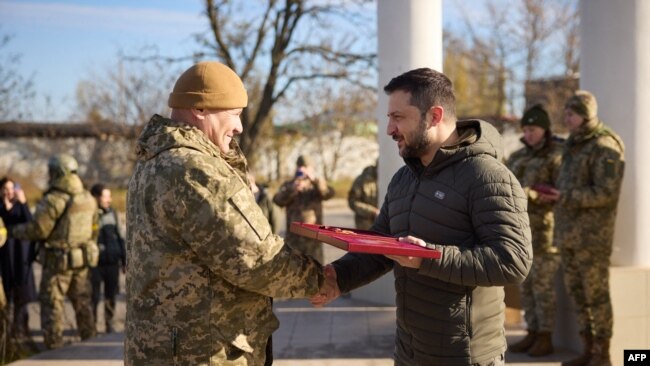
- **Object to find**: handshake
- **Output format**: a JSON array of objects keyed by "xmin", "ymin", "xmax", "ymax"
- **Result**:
[{"xmin": 311, "ymin": 264, "xmax": 341, "ymax": 307}]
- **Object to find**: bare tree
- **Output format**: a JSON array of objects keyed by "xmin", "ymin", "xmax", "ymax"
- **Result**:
[
  {"xmin": 297, "ymin": 83, "xmax": 376, "ymax": 181},
  {"xmin": 194, "ymin": 0, "xmax": 376, "ymax": 156},
  {"xmin": 74, "ymin": 53, "xmax": 179, "ymax": 125},
  {"xmin": 0, "ymin": 32, "xmax": 36, "ymax": 121},
  {"xmin": 452, "ymin": 0, "xmax": 580, "ymax": 115}
]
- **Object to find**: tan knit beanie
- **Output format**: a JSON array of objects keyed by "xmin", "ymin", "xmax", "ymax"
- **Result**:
[
  {"xmin": 565, "ymin": 90, "xmax": 598, "ymax": 121},
  {"xmin": 168, "ymin": 61, "xmax": 248, "ymax": 110}
]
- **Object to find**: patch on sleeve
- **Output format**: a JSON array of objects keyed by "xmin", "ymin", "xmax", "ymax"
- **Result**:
[{"xmin": 604, "ymin": 159, "xmax": 616, "ymax": 178}]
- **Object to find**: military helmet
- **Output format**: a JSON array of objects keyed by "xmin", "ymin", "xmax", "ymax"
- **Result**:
[{"xmin": 48, "ymin": 153, "xmax": 79, "ymax": 180}]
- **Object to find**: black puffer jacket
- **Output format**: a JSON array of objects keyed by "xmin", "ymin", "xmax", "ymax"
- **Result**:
[{"xmin": 334, "ymin": 120, "xmax": 532, "ymax": 366}]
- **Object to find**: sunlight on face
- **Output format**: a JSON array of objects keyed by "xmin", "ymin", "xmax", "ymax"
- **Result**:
[
  {"xmin": 386, "ymin": 90, "xmax": 431, "ymax": 159},
  {"xmin": 198, "ymin": 108, "xmax": 243, "ymax": 153},
  {"xmin": 98, "ymin": 188, "xmax": 112, "ymax": 209}
]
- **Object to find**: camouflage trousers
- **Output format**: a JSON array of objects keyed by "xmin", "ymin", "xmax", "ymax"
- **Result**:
[
  {"xmin": 561, "ymin": 245, "xmax": 613, "ymax": 339},
  {"xmin": 520, "ymin": 252, "xmax": 561, "ymax": 332},
  {"xmin": 40, "ymin": 264, "xmax": 96, "ymax": 349},
  {"xmin": 285, "ymin": 233, "xmax": 324, "ymax": 264}
]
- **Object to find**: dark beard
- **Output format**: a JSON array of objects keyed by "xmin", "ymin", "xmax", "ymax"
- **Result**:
[{"xmin": 400, "ymin": 118, "xmax": 431, "ymax": 159}]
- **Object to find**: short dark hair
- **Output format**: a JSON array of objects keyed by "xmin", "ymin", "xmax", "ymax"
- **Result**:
[
  {"xmin": 90, "ymin": 183, "xmax": 107, "ymax": 198},
  {"xmin": 0, "ymin": 177, "xmax": 14, "ymax": 189},
  {"xmin": 383, "ymin": 68, "xmax": 456, "ymax": 120}
]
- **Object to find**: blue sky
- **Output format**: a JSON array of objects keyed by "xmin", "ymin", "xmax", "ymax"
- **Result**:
[
  {"xmin": 1, "ymin": 0, "xmax": 207, "ymax": 120},
  {"xmin": 1, "ymin": 0, "xmax": 470, "ymax": 122}
]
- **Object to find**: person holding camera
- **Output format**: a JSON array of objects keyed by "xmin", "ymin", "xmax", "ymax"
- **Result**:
[{"xmin": 273, "ymin": 155, "xmax": 335, "ymax": 264}]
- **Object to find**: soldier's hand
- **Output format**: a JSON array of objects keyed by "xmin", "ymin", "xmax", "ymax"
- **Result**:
[{"xmin": 311, "ymin": 264, "xmax": 340, "ymax": 307}]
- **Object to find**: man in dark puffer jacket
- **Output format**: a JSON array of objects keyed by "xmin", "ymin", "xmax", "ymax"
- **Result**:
[{"xmin": 313, "ymin": 68, "xmax": 533, "ymax": 366}]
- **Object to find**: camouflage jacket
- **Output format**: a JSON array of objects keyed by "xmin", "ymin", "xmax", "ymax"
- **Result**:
[
  {"xmin": 554, "ymin": 119, "xmax": 625, "ymax": 251},
  {"xmin": 506, "ymin": 137, "xmax": 563, "ymax": 254},
  {"xmin": 125, "ymin": 115, "xmax": 323, "ymax": 366},
  {"xmin": 10, "ymin": 174, "xmax": 97, "ymax": 250},
  {"xmin": 273, "ymin": 174, "xmax": 335, "ymax": 232},
  {"xmin": 347, "ymin": 165, "xmax": 378, "ymax": 230}
]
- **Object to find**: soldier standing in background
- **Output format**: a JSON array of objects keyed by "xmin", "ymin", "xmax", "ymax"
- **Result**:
[
  {"xmin": 273, "ymin": 155, "xmax": 335, "ymax": 264},
  {"xmin": 506, "ymin": 105, "xmax": 563, "ymax": 357},
  {"xmin": 125, "ymin": 61, "xmax": 329, "ymax": 366},
  {"xmin": 89, "ymin": 184, "xmax": 125, "ymax": 334},
  {"xmin": 542, "ymin": 91, "xmax": 625, "ymax": 366},
  {"xmin": 8, "ymin": 154, "xmax": 98, "ymax": 349},
  {"xmin": 347, "ymin": 163, "xmax": 379, "ymax": 230}
]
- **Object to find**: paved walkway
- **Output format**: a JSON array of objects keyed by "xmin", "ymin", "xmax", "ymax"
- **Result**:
[{"xmin": 7, "ymin": 199, "xmax": 576, "ymax": 365}]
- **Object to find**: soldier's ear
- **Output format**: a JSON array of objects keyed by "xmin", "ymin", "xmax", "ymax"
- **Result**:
[{"xmin": 190, "ymin": 108, "xmax": 206, "ymax": 120}]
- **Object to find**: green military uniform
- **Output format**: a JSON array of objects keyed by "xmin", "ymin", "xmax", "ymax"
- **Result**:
[
  {"xmin": 10, "ymin": 155, "xmax": 98, "ymax": 349},
  {"xmin": 506, "ymin": 136, "xmax": 563, "ymax": 334},
  {"xmin": 554, "ymin": 93, "xmax": 625, "ymax": 347},
  {"xmin": 273, "ymin": 169, "xmax": 335, "ymax": 264},
  {"xmin": 347, "ymin": 165, "xmax": 378, "ymax": 230},
  {"xmin": 125, "ymin": 115, "xmax": 324, "ymax": 366}
]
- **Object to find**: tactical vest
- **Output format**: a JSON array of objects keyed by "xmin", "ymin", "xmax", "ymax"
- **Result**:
[{"xmin": 46, "ymin": 190, "xmax": 96, "ymax": 250}]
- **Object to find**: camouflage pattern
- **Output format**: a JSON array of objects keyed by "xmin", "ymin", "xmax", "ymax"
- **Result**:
[
  {"xmin": 255, "ymin": 186, "xmax": 278, "ymax": 234},
  {"xmin": 9, "ymin": 173, "xmax": 98, "ymax": 349},
  {"xmin": 554, "ymin": 118, "xmax": 625, "ymax": 339},
  {"xmin": 125, "ymin": 115, "xmax": 324, "ymax": 366},
  {"xmin": 506, "ymin": 136, "xmax": 564, "ymax": 332},
  {"xmin": 347, "ymin": 165, "xmax": 379, "ymax": 230},
  {"xmin": 273, "ymin": 173, "xmax": 335, "ymax": 264}
]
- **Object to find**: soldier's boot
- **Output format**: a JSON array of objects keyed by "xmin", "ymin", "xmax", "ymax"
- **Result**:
[
  {"xmin": 527, "ymin": 331, "xmax": 554, "ymax": 357},
  {"xmin": 586, "ymin": 338, "xmax": 611, "ymax": 366},
  {"xmin": 562, "ymin": 333, "xmax": 593, "ymax": 366},
  {"xmin": 509, "ymin": 330, "xmax": 537, "ymax": 353}
]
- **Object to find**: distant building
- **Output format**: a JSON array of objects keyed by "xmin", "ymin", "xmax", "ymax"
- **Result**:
[{"xmin": 525, "ymin": 76, "xmax": 580, "ymax": 134}]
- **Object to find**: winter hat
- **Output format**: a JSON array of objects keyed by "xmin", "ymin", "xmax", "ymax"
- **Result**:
[
  {"xmin": 168, "ymin": 61, "xmax": 248, "ymax": 110},
  {"xmin": 565, "ymin": 90, "xmax": 598, "ymax": 121},
  {"xmin": 520, "ymin": 104, "xmax": 551, "ymax": 130}
]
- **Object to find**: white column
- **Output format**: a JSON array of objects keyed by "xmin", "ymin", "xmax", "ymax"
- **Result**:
[
  {"xmin": 354, "ymin": 0, "xmax": 442, "ymax": 305},
  {"xmin": 377, "ymin": 0, "xmax": 443, "ymax": 200},
  {"xmin": 580, "ymin": 0, "xmax": 650, "ymax": 266}
]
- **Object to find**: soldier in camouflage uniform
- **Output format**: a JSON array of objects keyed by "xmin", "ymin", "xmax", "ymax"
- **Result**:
[
  {"xmin": 125, "ymin": 61, "xmax": 326, "ymax": 366},
  {"xmin": 505, "ymin": 105, "xmax": 563, "ymax": 357},
  {"xmin": 8, "ymin": 154, "xmax": 98, "ymax": 349},
  {"xmin": 543, "ymin": 91, "xmax": 625, "ymax": 366},
  {"xmin": 273, "ymin": 156, "xmax": 335, "ymax": 264},
  {"xmin": 347, "ymin": 164, "xmax": 379, "ymax": 231}
]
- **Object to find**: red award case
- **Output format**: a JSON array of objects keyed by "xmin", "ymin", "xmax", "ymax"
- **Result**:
[{"xmin": 290, "ymin": 222, "xmax": 442, "ymax": 259}]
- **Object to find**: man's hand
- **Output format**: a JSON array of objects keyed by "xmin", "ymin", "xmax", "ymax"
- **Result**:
[
  {"xmin": 311, "ymin": 264, "xmax": 340, "ymax": 307},
  {"xmin": 385, "ymin": 236, "xmax": 426, "ymax": 269}
]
